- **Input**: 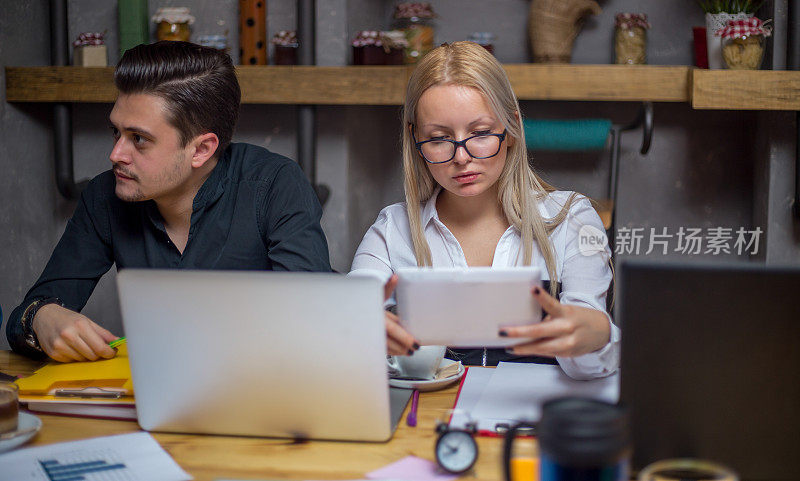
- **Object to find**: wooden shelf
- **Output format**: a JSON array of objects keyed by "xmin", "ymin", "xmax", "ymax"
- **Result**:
[
  {"xmin": 5, "ymin": 64, "xmax": 690, "ymax": 105},
  {"xmin": 505, "ymin": 65, "xmax": 691, "ymax": 102},
  {"xmin": 6, "ymin": 65, "xmax": 800, "ymax": 110},
  {"xmin": 692, "ymin": 69, "xmax": 800, "ymax": 110}
]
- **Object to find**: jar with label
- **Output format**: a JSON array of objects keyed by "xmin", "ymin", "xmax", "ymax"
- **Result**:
[
  {"xmin": 716, "ymin": 18, "xmax": 772, "ymax": 70},
  {"xmin": 615, "ymin": 13, "xmax": 650, "ymax": 65},
  {"xmin": 467, "ymin": 32, "xmax": 496, "ymax": 55},
  {"xmin": 152, "ymin": 7, "xmax": 195, "ymax": 42},
  {"xmin": 393, "ymin": 2, "xmax": 436, "ymax": 64}
]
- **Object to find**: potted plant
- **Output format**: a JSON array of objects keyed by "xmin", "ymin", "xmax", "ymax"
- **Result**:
[{"xmin": 698, "ymin": 0, "xmax": 763, "ymax": 68}]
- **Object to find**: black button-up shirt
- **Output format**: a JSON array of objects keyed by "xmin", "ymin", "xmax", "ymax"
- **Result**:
[{"xmin": 7, "ymin": 143, "xmax": 331, "ymax": 357}]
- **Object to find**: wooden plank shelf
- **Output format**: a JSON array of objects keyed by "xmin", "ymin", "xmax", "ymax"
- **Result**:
[
  {"xmin": 505, "ymin": 65, "xmax": 691, "ymax": 102},
  {"xmin": 7, "ymin": 65, "xmax": 800, "ymax": 110},
  {"xmin": 692, "ymin": 70, "xmax": 800, "ymax": 110},
  {"xmin": 5, "ymin": 64, "xmax": 691, "ymax": 105}
]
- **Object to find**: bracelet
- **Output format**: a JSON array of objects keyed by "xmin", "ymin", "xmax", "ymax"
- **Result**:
[{"xmin": 21, "ymin": 297, "xmax": 64, "ymax": 352}]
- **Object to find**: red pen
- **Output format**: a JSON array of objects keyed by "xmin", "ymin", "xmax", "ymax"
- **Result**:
[{"xmin": 406, "ymin": 389, "xmax": 420, "ymax": 427}]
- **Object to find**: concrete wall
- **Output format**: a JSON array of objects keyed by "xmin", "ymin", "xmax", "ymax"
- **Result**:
[{"xmin": 1, "ymin": 0, "xmax": 796, "ymax": 350}]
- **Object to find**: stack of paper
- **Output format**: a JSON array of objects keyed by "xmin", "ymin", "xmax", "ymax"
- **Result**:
[
  {"xmin": 0, "ymin": 432, "xmax": 190, "ymax": 480},
  {"xmin": 15, "ymin": 345, "xmax": 136, "ymax": 420},
  {"xmin": 449, "ymin": 362, "xmax": 619, "ymax": 434}
]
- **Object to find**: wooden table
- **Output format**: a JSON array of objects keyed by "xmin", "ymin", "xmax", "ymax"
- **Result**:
[{"xmin": 1, "ymin": 351, "xmax": 531, "ymax": 481}]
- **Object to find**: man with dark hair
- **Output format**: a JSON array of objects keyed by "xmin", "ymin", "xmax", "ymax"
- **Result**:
[{"xmin": 6, "ymin": 41, "xmax": 331, "ymax": 361}]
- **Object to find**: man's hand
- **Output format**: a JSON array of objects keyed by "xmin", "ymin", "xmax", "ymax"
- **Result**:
[
  {"xmin": 32, "ymin": 304, "xmax": 119, "ymax": 362},
  {"xmin": 384, "ymin": 275, "xmax": 420, "ymax": 356}
]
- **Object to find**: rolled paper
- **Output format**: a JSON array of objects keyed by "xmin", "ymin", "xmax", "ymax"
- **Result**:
[{"xmin": 524, "ymin": 119, "xmax": 612, "ymax": 152}]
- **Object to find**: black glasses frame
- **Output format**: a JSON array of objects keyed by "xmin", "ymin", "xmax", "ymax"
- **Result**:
[{"xmin": 412, "ymin": 128, "xmax": 507, "ymax": 164}]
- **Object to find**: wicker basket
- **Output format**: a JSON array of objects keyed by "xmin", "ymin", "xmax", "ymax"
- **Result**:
[{"xmin": 528, "ymin": 0, "xmax": 602, "ymax": 63}]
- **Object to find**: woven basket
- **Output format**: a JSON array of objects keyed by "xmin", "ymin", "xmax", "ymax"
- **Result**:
[{"xmin": 528, "ymin": 0, "xmax": 602, "ymax": 63}]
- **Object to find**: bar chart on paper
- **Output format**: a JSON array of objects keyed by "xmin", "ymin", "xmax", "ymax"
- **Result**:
[
  {"xmin": 38, "ymin": 452, "xmax": 130, "ymax": 481},
  {"xmin": 0, "ymin": 432, "xmax": 190, "ymax": 481}
]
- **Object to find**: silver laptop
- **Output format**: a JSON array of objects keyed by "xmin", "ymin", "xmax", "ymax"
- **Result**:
[{"xmin": 117, "ymin": 269, "xmax": 407, "ymax": 442}]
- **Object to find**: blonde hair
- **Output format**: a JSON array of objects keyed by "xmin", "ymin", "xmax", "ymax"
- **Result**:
[{"xmin": 401, "ymin": 41, "xmax": 577, "ymax": 296}]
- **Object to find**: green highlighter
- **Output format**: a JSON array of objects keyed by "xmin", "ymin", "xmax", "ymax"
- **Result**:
[{"xmin": 109, "ymin": 337, "xmax": 127, "ymax": 349}]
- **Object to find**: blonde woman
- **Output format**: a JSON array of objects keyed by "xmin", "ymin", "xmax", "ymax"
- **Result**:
[{"xmin": 350, "ymin": 42, "xmax": 617, "ymax": 380}]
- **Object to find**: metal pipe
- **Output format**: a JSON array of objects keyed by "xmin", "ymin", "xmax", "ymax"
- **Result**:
[
  {"xmin": 296, "ymin": 0, "xmax": 328, "ymax": 205},
  {"xmin": 51, "ymin": 0, "xmax": 87, "ymax": 199},
  {"xmin": 795, "ymin": 112, "xmax": 800, "ymax": 219},
  {"xmin": 296, "ymin": 0, "xmax": 315, "ymax": 179},
  {"xmin": 297, "ymin": 0, "xmax": 315, "ymax": 66},
  {"xmin": 790, "ymin": 0, "xmax": 800, "ymax": 217}
]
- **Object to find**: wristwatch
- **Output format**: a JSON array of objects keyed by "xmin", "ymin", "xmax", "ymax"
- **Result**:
[{"xmin": 21, "ymin": 297, "xmax": 64, "ymax": 352}]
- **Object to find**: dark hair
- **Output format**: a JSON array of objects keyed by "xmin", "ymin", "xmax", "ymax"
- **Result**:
[{"xmin": 114, "ymin": 41, "xmax": 241, "ymax": 155}]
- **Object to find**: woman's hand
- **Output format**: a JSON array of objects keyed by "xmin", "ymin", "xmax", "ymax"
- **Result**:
[
  {"xmin": 500, "ymin": 286, "xmax": 611, "ymax": 358},
  {"xmin": 383, "ymin": 275, "xmax": 420, "ymax": 356}
]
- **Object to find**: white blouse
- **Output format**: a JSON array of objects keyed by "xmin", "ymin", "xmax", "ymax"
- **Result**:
[{"xmin": 350, "ymin": 188, "xmax": 619, "ymax": 380}]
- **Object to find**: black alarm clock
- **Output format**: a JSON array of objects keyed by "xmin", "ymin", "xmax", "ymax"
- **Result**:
[{"xmin": 434, "ymin": 421, "xmax": 478, "ymax": 474}]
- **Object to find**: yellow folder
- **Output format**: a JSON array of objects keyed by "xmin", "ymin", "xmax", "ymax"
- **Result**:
[{"xmin": 15, "ymin": 344, "xmax": 133, "ymax": 401}]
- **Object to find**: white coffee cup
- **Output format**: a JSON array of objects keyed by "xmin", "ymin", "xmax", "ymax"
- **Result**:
[{"xmin": 387, "ymin": 345, "xmax": 446, "ymax": 380}]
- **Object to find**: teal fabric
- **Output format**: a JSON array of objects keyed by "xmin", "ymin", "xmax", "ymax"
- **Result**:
[{"xmin": 523, "ymin": 119, "xmax": 612, "ymax": 152}]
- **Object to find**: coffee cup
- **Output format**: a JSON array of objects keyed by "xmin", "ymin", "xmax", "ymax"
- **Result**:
[
  {"xmin": 387, "ymin": 345, "xmax": 446, "ymax": 380},
  {"xmin": 0, "ymin": 382, "xmax": 19, "ymax": 435}
]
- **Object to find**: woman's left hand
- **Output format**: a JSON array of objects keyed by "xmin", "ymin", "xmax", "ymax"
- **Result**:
[{"xmin": 500, "ymin": 286, "xmax": 611, "ymax": 358}]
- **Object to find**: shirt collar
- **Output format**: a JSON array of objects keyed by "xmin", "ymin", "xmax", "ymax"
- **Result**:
[
  {"xmin": 142, "ymin": 145, "xmax": 231, "ymax": 231},
  {"xmin": 421, "ymin": 186, "xmax": 443, "ymax": 227},
  {"xmin": 191, "ymin": 145, "xmax": 230, "ymax": 212}
]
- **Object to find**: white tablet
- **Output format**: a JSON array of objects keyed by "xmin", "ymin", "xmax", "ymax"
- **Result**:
[{"xmin": 395, "ymin": 267, "xmax": 542, "ymax": 348}]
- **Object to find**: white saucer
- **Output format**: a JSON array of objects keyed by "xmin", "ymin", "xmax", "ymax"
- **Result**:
[
  {"xmin": 389, "ymin": 359, "xmax": 465, "ymax": 392},
  {"xmin": 0, "ymin": 412, "xmax": 42, "ymax": 453}
]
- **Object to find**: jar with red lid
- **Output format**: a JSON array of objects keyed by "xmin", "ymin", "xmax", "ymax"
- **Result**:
[{"xmin": 716, "ymin": 18, "xmax": 772, "ymax": 70}]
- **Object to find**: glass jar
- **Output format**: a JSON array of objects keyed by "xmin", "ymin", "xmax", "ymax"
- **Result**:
[
  {"xmin": 716, "ymin": 17, "xmax": 771, "ymax": 70},
  {"xmin": 467, "ymin": 32, "xmax": 496, "ymax": 55},
  {"xmin": 196, "ymin": 34, "xmax": 228, "ymax": 51},
  {"xmin": 382, "ymin": 30, "xmax": 408, "ymax": 65},
  {"xmin": 722, "ymin": 34, "xmax": 766, "ymax": 70},
  {"xmin": 152, "ymin": 7, "xmax": 195, "ymax": 42},
  {"xmin": 393, "ymin": 3, "xmax": 436, "ymax": 64},
  {"xmin": 614, "ymin": 13, "xmax": 650, "ymax": 65},
  {"xmin": 352, "ymin": 31, "xmax": 385, "ymax": 65},
  {"xmin": 271, "ymin": 30, "xmax": 298, "ymax": 65}
]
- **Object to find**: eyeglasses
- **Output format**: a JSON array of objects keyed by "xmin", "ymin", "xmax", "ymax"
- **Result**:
[{"xmin": 413, "ymin": 128, "xmax": 507, "ymax": 164}]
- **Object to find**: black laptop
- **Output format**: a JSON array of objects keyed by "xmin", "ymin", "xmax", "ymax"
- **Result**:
[{"xmin": 618, "ymin": 260, "xmax": 800, "ymax": 481}]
